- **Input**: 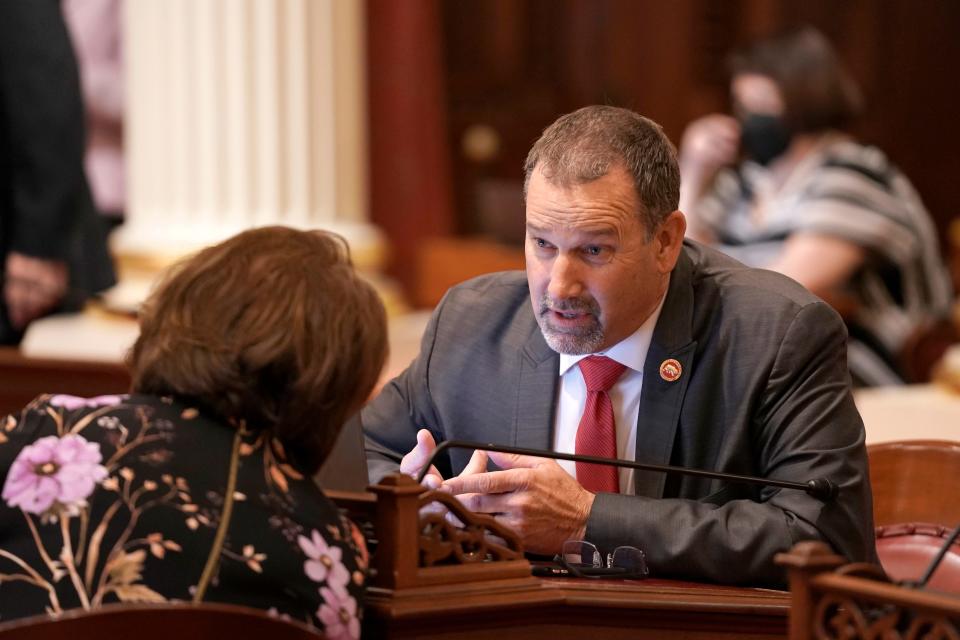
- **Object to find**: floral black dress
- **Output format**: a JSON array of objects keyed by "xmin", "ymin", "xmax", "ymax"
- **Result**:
[{"xmin": 0, "ymin": 394, "xmax": 367, "ymax": 639}]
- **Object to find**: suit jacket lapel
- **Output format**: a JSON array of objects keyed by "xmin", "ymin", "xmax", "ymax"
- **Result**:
[
  {"xmin": 515, "ymin": 325, "xmax": 559, "ymax": 450},
  {"xmin": 634, "ymin": 248, "xmax": 697, "ymax": 498}
]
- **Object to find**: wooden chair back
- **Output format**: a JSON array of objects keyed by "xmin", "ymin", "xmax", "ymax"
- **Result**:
[{"xmin": 868, "ymin": 440, "xmax": 960, "ymax": 528}]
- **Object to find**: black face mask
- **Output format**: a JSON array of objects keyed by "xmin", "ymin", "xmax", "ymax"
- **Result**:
[{"xmin": 739, "ymin": 114, "xmax": 792, "ymax": 166}]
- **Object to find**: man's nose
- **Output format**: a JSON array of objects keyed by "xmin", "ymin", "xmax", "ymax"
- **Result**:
[{"xmin": 547, "ymin": 254, "xmax": 584, "ymax": 301}]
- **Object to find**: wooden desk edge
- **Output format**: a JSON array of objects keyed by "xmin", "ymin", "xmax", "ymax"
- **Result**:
[{"xmin": 366, "ymin": 575, "xmax": 790, "ymax": 619}]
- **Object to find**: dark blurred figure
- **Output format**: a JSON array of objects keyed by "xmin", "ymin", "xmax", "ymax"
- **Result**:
[
  {"xmin": 679, "ymin": 26, "xmax": 953, "ymax": 386},
  {"xmin": 0, "ymin": 0, "xmax": 116, "ymax": 345}
]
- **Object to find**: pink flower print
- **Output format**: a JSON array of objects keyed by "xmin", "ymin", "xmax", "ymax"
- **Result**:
[
  {"xmin": 298, "ymin": 529, "xmax": 349, "ymax": 588},
  {"xmin": 2, "ymin": 435, "xmax": 108, "ymax": 515},
  {"xmin": 49, "ymin": 394, "xmax": 124, "ymax": 410},
  {"xmin": 318, "ymin": 584, "xmax": 360, "ymax": 640}
]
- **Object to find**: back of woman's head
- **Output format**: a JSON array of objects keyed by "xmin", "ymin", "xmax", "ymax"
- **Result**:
[
  {"xmin": 127, "ymin": 226, "xmax": 388, "ymax": 474},
  {"xmin": 729, "ymin": 26, "xmax": 863, "ymax": 132}
]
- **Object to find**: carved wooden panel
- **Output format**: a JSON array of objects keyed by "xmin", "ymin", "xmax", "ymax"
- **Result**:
[{"xmin": 777, "ymin": 541, "xmax": 960, "ymax": 640}]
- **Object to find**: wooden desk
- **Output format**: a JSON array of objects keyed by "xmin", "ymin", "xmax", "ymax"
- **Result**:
[
  {"xmin": 0, "ymin": 347, "xmax": 130, "ymax": 416},
  {"xmin": 366, "ymin": 575, "xmax": 788, "ymax": 639},
  {"xmin": 335, "ymin": 479, "xmax": 789, "ymax": 639}
]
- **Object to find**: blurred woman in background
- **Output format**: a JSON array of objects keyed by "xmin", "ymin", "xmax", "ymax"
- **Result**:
[
  {"xmin": 0, "ymin": 226, "xmax": 386, "ymax": 639},
  {"xmin": 679, "ymin": 26, "xmax": 953, "ymax": 386}
]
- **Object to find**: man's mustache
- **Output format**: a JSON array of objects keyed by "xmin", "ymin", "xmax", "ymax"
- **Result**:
[{"xmin": 538, "ymin": 294, "xmax": 601, "ymax": 316}]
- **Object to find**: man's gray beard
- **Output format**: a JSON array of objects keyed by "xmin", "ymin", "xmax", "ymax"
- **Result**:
[
  {"xmin": 535, "ymin": 294, "xmax": 605, "ymax": 355},
  {"xmin": 540, "ymin": 325, "xmax": 605, "ymax": 355}
]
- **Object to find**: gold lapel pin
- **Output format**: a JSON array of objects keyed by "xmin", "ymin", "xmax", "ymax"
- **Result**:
[{"xmin": 659, "ymin": 358, "xmax": 682, "ymax": 382}]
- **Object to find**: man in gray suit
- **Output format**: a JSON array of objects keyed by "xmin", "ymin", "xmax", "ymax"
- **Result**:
[{"xmin": 362, "ymin": 106, "xmax": 875, "ymax": 586}]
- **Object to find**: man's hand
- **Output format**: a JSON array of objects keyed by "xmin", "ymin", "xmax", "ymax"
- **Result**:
[
  {"xmin": 679, "ymin": 113, "xmax": 740, "ymax": 176},
  {"xmin": 400, "ymin": 429, "xmax": 491, "ymax": 485},
  {"xmin": 400, "ymin": 429, "xmax": 444, "ymax": 488},
  {"xmin": 440, "ymin": 452, "xmax": 596, "ymax": 555},
  {"xmin": 3, "ymin": 252, "xmax": 68, "ymax": 329}
]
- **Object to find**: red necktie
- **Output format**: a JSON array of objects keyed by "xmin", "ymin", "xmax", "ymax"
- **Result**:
[{"xmin": 575, "ymin": 355, "xmax": 627, "ymax": 494}]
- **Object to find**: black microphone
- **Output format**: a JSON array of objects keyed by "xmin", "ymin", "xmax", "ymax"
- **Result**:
[{"xmin": 415, "ymin": 439, "xmax": 839, "ymax": 501}]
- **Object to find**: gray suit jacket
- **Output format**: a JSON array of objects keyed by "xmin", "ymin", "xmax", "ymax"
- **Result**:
[{"xmin": 362, "ymin": 241, "xmax": 876, "ymax": 586}]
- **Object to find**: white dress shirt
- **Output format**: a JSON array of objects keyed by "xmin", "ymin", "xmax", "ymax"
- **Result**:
[{"xmin": 551, "ymin": 291, "xmax": 667, "ymax": 495}]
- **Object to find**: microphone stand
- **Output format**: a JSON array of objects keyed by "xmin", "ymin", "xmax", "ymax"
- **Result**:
[{"xmin": 416, "ymin": 439, "xmax": 839, "ymax": 501}]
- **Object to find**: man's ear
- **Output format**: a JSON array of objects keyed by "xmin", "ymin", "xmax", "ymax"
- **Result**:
[{"xmin": 655, "ymin": 210, "xmax": 687, "ymax": 274}]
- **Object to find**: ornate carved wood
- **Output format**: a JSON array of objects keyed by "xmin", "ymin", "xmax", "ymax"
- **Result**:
[
  {"xmin": 777, "ymin": 541, "xmax": 960, "ymax": 640},
  {"xmin": 416, "ymin": 489, "xmax": 524, "ymax": 567},
  {"xmin": 367, "ymin": 473, "xmax": 531, "ymax": 591}
]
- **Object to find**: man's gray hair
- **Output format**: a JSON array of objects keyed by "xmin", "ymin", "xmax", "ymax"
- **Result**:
[{"xmin": 524, "ymin": 106, "xmax": 680, "ymax": 235}]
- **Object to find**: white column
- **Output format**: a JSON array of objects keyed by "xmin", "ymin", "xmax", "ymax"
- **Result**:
[{"xmin": 119, "ymin": 0, "xmax": 381, "ymax": 267}]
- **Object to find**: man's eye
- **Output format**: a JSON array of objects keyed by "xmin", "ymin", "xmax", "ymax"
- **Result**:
[{"xmin": 581, "ymin": 246, "xmax": 613, "ymax": 263}]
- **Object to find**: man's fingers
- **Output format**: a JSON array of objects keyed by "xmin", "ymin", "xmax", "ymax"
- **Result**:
[
  {"xmin": 400, "ymin": 428, "xmax": 438, "ymax": 477},
  {"xmin": 408, "ymin": 429, "xmax": 436, "ymax": 466},
  {"xmin": 488, "ymin": 450, "xmax": 550, "ymax": 470},
  {"xmin": 4, "ymin": 283, "xmax": 54, "ymax": 329},
  {"xmin": 421, "ymin": 473, "xmax": 442, "ymax": 490},
  {"xmin": 457, "ymin": 491, "xmax": 510, "ymax": 514},
  {"xmin": 483, "ymin": 530, "xmax": 508, "ymax": 549},
  {"xmin": 460, "ymin": 449, "xmax": 488, "ymax": 476},
  {"xmin": 442, "ymin": 468, "xmax": 527, "ymax": 495},
  {"xmin": 400, "ymin": 429, "xmax": 443, "ymax": 487},
  {"xmin": 4, "ymin": 253, "xmax": 68, "ymax": 329}
]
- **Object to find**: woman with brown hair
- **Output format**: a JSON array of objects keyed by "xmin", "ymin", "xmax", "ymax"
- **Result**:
[
  {"xmin": 679, "ymin": 26, "xmax": 952, "ymax": 386},
  {"xmin": 0, "ymin": 226, "xmax": 387, "ymax": 638}
]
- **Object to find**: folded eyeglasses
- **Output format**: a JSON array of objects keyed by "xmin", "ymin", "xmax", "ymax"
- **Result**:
[{"xmin": 533, "ymin": 540, "xmax": 649, "ymax": 580}]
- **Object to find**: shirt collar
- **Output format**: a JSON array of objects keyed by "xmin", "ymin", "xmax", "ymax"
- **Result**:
[{"xmin": 558, "ymin": 279, "xmax": 669, "ymax": 377}]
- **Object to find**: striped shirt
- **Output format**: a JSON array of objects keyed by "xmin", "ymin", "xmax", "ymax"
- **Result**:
[{"xmin": 695, "ymin": 135, "xmax": 953, "ymax": 384}]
